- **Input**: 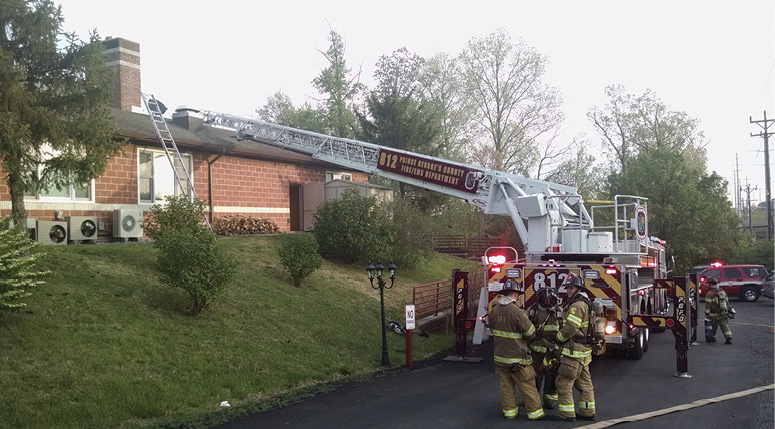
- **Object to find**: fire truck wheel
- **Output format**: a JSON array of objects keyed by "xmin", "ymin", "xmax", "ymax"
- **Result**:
[{"xmin": 629, "ymin": 330, "xmax": 645, "ymax": 360}]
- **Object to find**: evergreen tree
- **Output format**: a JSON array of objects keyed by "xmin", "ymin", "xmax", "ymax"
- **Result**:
[
  {"xmin": 0, "ymin": 217, "xmax": 48, "ymax": 311},
  {"xmin": 0, "ymin": 0, "xmax": 121, "ymax": 232}
]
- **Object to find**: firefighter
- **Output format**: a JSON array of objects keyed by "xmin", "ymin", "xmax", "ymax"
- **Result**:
[
  {"xmin": 528, "ymin": 286, "xmax": 561, "ymax": 410},
  {"xmin": 705, "ymin": 277, "xmax": 733, "ymax": 344},
  {"xmin": 549, "ymin": 275, "xmax": 596, "ymax": 422},
  {"xmin": 489, "ymin": 279, "xmax": 546, "ymax": 421}
]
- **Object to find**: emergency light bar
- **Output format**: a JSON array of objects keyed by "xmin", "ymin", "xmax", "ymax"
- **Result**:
[{"xmin": 488, "ymin": 255, "xmax": 507, "ymax": 264}]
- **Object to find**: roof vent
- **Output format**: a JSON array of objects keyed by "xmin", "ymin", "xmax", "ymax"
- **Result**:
[{"xmin": 171, "ymin": 106, "xmax": 204, "ymax": 131}]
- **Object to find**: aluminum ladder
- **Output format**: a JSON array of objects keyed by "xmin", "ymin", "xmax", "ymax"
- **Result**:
[{"xmin": 141, "ymin": 93, "xmax": 211, "ymax": 228}]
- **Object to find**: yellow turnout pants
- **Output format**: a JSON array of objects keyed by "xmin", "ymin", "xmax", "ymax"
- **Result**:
[
  {"xmin": 555, "ymin": 356, "xmax": 595, "ymax": 419},
  {"xmin": 495, "ymin": 364, "xmax": 545, "ymax": 420}
]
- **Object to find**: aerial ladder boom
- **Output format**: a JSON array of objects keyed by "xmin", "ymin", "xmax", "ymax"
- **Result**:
[{"xmin": 202, "ymin": 111, "xmax": 592, "ymax": 254}]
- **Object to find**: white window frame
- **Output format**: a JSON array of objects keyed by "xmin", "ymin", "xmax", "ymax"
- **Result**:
[
  {"xmin": 137, "ymin": 147, "xmax": 193, "ymax": 205},
  {"xmin": 326, "ymin": 171, "xmax": 352, "ymax": 182},
  {"xmin": 23, "ymin": 145, "xmax": 95, "ymax": 203}
]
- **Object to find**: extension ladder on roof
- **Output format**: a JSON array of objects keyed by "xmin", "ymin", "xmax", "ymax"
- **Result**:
[{"xmin": 140, "ymin": 93, "xmax": 210, "ymax": 229}]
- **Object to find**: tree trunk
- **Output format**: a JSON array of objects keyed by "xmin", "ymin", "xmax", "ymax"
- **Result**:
[{"xmin": 7, "ymin": 163, "xmax": 28, "ymax": 234}]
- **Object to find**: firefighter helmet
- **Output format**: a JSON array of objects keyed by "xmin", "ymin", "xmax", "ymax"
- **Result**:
[
  {"xmin": 499, "ymin": 279, "xmax": 524, "ymax": 294},
  {"xmin": 537, "ymin": 287, "xmax": 558, "ymax": 308},
  {"xmin": 562, "ymin": 275, "xmax": 586, "ymax": 290},
  {"xmin": 707, "ymin": 277, "xmax": 719, "ymax": 290}
]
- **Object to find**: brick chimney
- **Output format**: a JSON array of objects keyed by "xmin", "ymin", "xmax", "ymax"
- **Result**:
[{"xmin": 102, "ymin": 37, "xmax": 141, "ymax": 111}]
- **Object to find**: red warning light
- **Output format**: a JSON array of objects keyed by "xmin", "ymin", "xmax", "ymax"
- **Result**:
[
  {"xmin": 666, "ymin": 319, "xmax": 675, "ymax": 328},
  {"xmin": 464, "ymin": 320, "xmax": 473, "ymax": 330},
  {"xmin": 711, "ymin": 261, "xmax": 723, "ymax": 268},
  {"xmin": 488, "ymin": 255, "xmax": 506, "ymax": 264}
]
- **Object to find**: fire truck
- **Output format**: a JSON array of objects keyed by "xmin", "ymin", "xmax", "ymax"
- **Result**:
[
  {"xmin": 141, "ymin": 94, "xmax": 693, "ymax": 373},
  {"xmin": 190, "ymin": 109, "xmax": 675, "ymax": 359},
  {"xmin": 475, "ymin": 197, "xmax": 672, "ymax": 360}
]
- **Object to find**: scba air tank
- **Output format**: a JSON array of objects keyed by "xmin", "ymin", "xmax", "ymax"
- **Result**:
[{"xmin": 592, "ymin": 300, "xmax": 605, "ymax": 341}]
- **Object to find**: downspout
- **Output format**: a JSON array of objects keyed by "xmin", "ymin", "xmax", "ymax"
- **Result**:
[{"xmin": 207, "ymin": 150, "xmax": 225, "ymax": 222}]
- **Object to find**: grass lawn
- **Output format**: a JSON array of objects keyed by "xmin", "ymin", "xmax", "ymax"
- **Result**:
[{"xmin": 0, "ymin": 235, "xmax": 478, "ymax": 428}]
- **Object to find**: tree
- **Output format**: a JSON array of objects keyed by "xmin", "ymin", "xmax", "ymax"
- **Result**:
[
  {"xmin": 312, "ymin": 27, "xmax": 364, "ymax": 138},
  {"xmin": 0, "ymin": 216, "xmax": 48, "ymax": 312},
  {"xmin": 0, "ymin": 0, "xmax": 121, "ymax": 232},
  {"xmin": 458, "ymin": 28, "xmax": 564, "ymax": 175},
  {"xmin": 358, "ymin": 48, "xmax": 442, "ymax": 204},
  {"xmin": 144, "ymin": 196, "xmax": 237, "ymax": 316},
  {"xmin": 608, "ymin": 146, "xmax": 739, "ymax": 273},
  {"xmin": 543, "ymin": 137, "xmax": 607, "ymax": 200},
  {"xmin": 256, "ymin": 91, "xmax": 326, "ymax": 133},
  {"xmin": 588, "ymin": 85, "xmax": 707, "ymax": 171},
  {"xmin": 418, "ymin": 53, "xmax": 474, "ymax": 162}
]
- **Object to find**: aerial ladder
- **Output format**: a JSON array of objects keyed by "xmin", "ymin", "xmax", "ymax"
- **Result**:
[
  {"xmin": 200, "ymin": 110, "xmax": 589, "ymax": 255},
  {"xmin": 200, "ymin": 109, "xmax": 694, "ymax": 376}
]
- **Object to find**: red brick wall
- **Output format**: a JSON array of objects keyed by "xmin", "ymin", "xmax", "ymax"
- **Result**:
[{"xmin": 0, "ymin": 144, "xmax": 369, "ymax": 239}]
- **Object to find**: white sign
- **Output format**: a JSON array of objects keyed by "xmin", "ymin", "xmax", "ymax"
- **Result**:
[{"xmin": 405, "ymin": 305, "xmax": 416, "ymax": 330}]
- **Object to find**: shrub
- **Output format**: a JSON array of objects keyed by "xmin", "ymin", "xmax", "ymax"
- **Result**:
[
  {"xmin": 0, "ymin": 216, "xmax": 48, "ymax": 312},
  {"xmin": 212, "ymin": 216, "xmax": 280, "ymax": 235},
  {"xmin": 383, "ymin": 198, "xmax": 434, "ymax": 269},
  {"xmin": 313, "ymin": 188, "xmax": 391, "ymax": 263},
  {"xmin": 144, "ymin": 197, "xmax": 237, "ymax": 316},
  {"xmin": 278, "ymin": 233, "xmax": 323, "ymax": 287}
]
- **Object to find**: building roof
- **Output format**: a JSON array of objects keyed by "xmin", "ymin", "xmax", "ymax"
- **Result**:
[{"xmin": 111, "ymin": 108, "xmax": 339, "ymax": 167}]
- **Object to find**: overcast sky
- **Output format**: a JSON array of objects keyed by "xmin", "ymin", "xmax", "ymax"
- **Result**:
[{"xmin": 56, "ymin": 0, "xmax": 774, "ymax": 206}]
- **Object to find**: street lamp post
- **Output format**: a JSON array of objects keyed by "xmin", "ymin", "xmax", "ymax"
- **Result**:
[{"xmin": 366, "ymin": 262, "xmax": 396, "ymax": 367}]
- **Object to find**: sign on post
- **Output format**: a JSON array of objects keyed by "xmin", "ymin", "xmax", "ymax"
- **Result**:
[{"xmin": 405, "ymin": 305, "xmax": 416, "ymax": 330}]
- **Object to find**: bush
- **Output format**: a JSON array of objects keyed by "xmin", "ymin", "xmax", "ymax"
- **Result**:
[
  {"xmin": 382, "ymin": 198, "xmax": 434, "ymax": 269},
  {"xmin": 144, "ymin": 197, "xmax": 237, "ymax": 316},
  {"xmin": 0, "ymin": 217, "xmax": 48, "ymax": 312},
  {"xmin": 278, "ymin": 233, "xmax": 323, "ymax": 287},
  {"xmin": 212, "ymin": 216, "xmax": 280, "ymax": 235},
  {"xmin": 313, "ymin": 189, "xmax": 391, "ymax": 263}
]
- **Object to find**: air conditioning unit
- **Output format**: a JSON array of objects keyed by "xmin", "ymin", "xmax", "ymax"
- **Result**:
[
  {"xmin": 67, "ymin": 216, "xmax": 98, "ymax": 242},
  {"xmin": 37, "ymin": 221, "xmax": 68, "ymax": 245},
  {"xmin": 113, "ymin": 209, "xmax": 143, "ymax": 239},
  {"xmin": 7, "ymin": 218, "xmax": 37, "ymax": 241}
]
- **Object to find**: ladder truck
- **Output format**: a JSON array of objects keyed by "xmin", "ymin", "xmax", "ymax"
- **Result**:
[{"xmin": 200, "ymin": 110, "xmax": 693, "ymax": 368}]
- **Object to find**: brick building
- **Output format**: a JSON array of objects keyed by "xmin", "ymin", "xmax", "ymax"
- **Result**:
[{"xmin": 0, "ymin": 37, "xmax": 379, "ymax": 242}]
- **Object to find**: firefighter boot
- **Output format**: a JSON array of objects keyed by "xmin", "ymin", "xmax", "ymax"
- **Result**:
[{"xmin": 725, "ymin": 337, "xmax": 732, "ymax": 345}]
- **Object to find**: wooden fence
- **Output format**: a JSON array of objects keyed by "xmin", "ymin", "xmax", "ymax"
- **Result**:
[
  {"xmin": 412, "ymin": 279, "xmax": 453, "ymax": 318},
  {"xmin": 432, "ymin": 234, "xmax": 522, "ymax": 259}
]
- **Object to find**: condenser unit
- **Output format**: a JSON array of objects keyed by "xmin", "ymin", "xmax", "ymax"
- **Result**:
[
  {"xmin": 7, "ymin": 218, "xmax": 37, "ymax": 241},
  {"xmin": 67, "ymin": 216, "xmax": 98, "ymax": 242},
  {"xmin": 113, "ymin": 209, "xmax": 143, "ymax": 239},
  {"xmin": 37, "ymin": 221, "xmax": 68, "ymax": 245}
]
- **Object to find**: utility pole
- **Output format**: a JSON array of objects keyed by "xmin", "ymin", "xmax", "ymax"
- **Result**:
[
  {"xmin": 750, "ymin": 111, "xmax": 774, "ymax": 240},
  {"xmin": 735, "ymin": 154, "xmax": 741, "ymax": 217},
  {"xmin": 744, "ymin": 182, "xmax": 758, "ymax": 234}
]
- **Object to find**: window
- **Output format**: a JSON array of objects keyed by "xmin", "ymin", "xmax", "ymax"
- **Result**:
[
  {"xmin": 138, "ymin": 148, "xmax": 193, "ymax": 204},
  {"xmin": 702, "ymin": 269, "xmax": 720, "ymax": 281},
  {"xmin": 23, "ymin": 168, "xmax": 92, "ymax": 202},
  {"xmin": 326, "ymin": 171, "xmax": 352, "ymax": 182},
  {"xmin": 723, "ymin": 267, "xmax": 742, "ymax": 279},
  {"xmin": 745, "ymin": 266, "xmax": 764, "ymax": 277}
]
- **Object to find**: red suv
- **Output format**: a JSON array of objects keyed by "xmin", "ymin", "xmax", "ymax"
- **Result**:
[{"xmin": 698, "ymin": 264, "xmax": 768, "ymax": 302}]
